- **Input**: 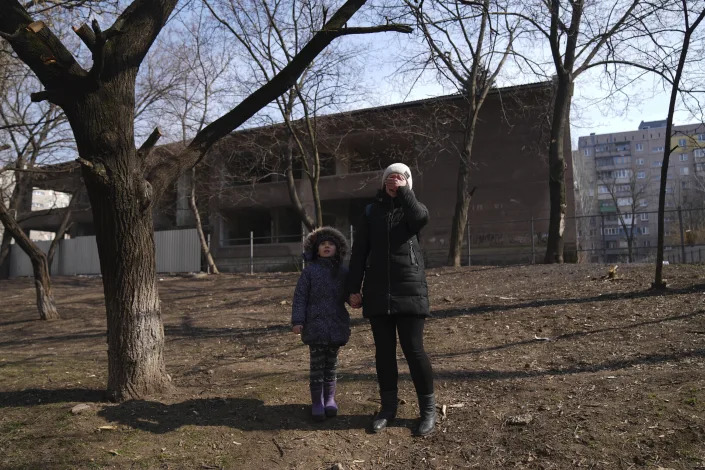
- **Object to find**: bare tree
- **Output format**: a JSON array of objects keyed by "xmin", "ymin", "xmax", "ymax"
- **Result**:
[
  {"xmin": 402, "ymin": 0, "xmax": 518, "ymax": 266},
  {"xmin": 154, "ymin": 5, "xmax": 235, "ymax": 274},
  {"xmin": 610, "ymin": 1, "xmax": 705, "ymax": 286},
  {"xmin": 513, "ymin": 0, "xmax": 656, "ymax": 263},
  {"xmin": 0, "ymin": 57, "xmax": 72, "ymax": 319},
  {"xmin": 204, "ymin": 0, "xmax": 380, "ymax": 231},
  {"xmin": 597, "ymin": 170, "xmax": 650, "ymax": 262},
  {"xmin": 0, "ymin": 0, "xmax": 411, "ymax": 401}
]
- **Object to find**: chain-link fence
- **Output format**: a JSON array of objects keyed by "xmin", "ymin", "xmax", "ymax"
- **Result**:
[
  {"xmin": 215, "ymin": 207, "xmax": 705, "ymax": 272},
  {"xmin": 572, "ymin": 206, "xmax": 705, "ymax": 264}
]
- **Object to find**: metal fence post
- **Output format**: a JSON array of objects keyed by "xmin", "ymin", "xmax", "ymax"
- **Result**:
[
  {"xmin": 301, "ymin": 223, "xmax": 306, "ymax": 270},
  {"xmin": 530, "ymin": 216, "xmax": 536, "ymax": 264},
  {"xmin": 467, "ymin": 219, "xmax": 471, "ymax": 266},
  {"xmin": 250, "ymin": 231, "xmax": 254, "ymax": 275},
  {"xmin": 206, "ymin": 233, "xmax": 211, "ymax": 274},
  {"xmin": 678, "ymin": 205, "xmax": 685, "ymax": 264},
  {"xmin": 600, "ymin": 213, "xmax": 606, "ymax": 262}
]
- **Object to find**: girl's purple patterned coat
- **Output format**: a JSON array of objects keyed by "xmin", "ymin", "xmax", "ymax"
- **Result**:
[{"xmin": 291, "ymin": 227, "xmax": 351, "ymax": 346}]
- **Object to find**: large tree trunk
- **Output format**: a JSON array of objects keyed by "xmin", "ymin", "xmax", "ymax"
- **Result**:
[
  {"xmin": 0, "ymin": 201, "xmax": 59, "ymax": 320},
  {"xmin": 66, "ymin": 78, "xmax": 171, "ymax": 401},
  {"xmin": 544, "ymin": 76, "xmax": 572, "ymax": 264},
  {"xmin": 87, "ymin": 181, "xmax": 169, "ymax": 400},
  {"xmin": 189, "ymin": 168, "xmax": 219, "ymax": 274}
]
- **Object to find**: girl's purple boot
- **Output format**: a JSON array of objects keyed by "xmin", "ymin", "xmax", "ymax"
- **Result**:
[
  {"xmin": 310, "ymin": 383, "xmax": 325, "ymax": 421},
  {"xmin": 323, "ymin": 380, "xmax": 338, "ymax": 417}
]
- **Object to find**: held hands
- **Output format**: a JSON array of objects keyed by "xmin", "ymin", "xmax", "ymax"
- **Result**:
[
  {"xmin": 348, "ymin": 293, "xmax": 362, "ymax": 309},
  {"xmin": 292, "ymin": 324, "xmax": 303, "ymax": 334}
]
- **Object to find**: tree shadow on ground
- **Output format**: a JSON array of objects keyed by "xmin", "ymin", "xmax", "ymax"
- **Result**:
[
  {"xmin": 0, "ymin": 331, "xmax": 105, "ymax": 349},
  {"xmin": 98, "ymin": 397, "xmax": 388, "ymax": 433},
  {"xmin": 0, "ymin": 388, "xmax": 105, "ymax": 407},
  {"xmin": 430, "ymin": 309, "xmax": 705, "ymax": 360},
  {"xmin": 432, "ymin": 282, "xmax": 705, "ymax": 320}
]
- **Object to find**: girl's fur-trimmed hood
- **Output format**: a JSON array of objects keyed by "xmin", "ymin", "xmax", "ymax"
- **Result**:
[{"xmin": 303, "ymin": 226, "xmax": 348, "ymax": 260}]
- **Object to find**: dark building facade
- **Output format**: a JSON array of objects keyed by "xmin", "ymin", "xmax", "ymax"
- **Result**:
[{"xmin": 8, "ymin": 81, "xmax": 576, "ymax": 273}]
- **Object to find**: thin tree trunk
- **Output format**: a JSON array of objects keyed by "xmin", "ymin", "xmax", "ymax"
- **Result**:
[
  {"xmin": 188, "ymin": 168, "xmax": 219, "ymax": 274},
  {"xmin": 0, "ymin": 200, "xmax": 59, "ymax": 320},
  {"xmin": 447, "ymin": 157, "xmax": 477, "ymax": 266},
  {"xmin": 47, "ymin": 193, "xmax": 77, "ymax": 267},
  {"xmin": 311, "ymin": 175, "xmax": 323, "ymax": 228},
  {"xmin": 285, "ymin": 149, "xmax": 315, "ymax": 231},
  {"xmin": 0, "ymin": 230, "xmax": 12, "ymax": 269},
  {"xmin": 544, "ymin": 76, "xmax": 572, "ymax": 264},
  {"xmin": 0, "ymin": 173, "xmax": 26, "ymax": 267}
]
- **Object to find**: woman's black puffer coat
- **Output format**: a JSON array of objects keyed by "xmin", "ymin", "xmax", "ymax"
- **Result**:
[{"xmin": 347, "ymin": 185, "xmax": 430, "ymax": 318}]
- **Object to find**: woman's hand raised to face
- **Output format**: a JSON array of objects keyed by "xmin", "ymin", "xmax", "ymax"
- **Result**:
[{"xmin": 385, "ymin": 173, "xmax": 407, "ymax": 197}]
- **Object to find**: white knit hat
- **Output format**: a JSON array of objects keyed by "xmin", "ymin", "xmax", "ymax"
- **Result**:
[{"xmin": 382, "ymin": 162, "xmax": 413, "ymax": 190}]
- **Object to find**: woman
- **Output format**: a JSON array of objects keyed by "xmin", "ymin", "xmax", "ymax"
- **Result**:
[{"xmin": 347, "ymin": 162, "xmax": 436, "ymax": 437}]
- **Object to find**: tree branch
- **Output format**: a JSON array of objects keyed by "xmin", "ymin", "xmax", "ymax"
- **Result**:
[
  {"xmin": 104, "ymin": 0, "xmax": 178, "ymax": 76},
  {"xmin": 138, "ymin": 127, "xmax": 162, "ymax": 158},
  {"xmin": 73, "ymin": 23, "xmax": 96, "ymax": 50},
  {"xmin": 325, "ymin": 24, "xmax": 413, "ymax": 35},
  {"xmin": 0, "ymin": 2, "xmax": 87, "ymax": 97},
  {"xmin": 146, "ymin": 0, "xmax": 412, "ymax": 199}
]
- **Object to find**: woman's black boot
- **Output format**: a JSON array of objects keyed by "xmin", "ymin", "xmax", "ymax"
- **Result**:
[
  {"xmin": 371, "ymin": 390, "xmax": 398, "ymax": 433},
  {"xmin": 414, "ymin": 393, "xmax": 436, "ymax": 436}
]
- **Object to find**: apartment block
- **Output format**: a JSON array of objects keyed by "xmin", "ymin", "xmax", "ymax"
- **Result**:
[{"xmin": 575, "ymin": 120, "xmax": 705, "ymax": 262}]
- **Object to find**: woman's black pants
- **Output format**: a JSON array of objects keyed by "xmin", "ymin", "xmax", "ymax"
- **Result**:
[{"xmin": 369, "ymin": 315, "xmax": 434, "ymax": 396}]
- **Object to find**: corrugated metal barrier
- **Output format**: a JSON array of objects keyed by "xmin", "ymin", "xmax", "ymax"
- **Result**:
[{"xmin": 9, "ymin": 229, "xmax": 200, "ymax": 278}]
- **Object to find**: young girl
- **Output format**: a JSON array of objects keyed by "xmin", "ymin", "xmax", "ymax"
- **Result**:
[{"xmin": 291, "ymin": 226, "xmax": 351, "ymax": 421}]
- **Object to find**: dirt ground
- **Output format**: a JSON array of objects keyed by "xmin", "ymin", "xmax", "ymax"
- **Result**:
[{"xmin": 1, "ymin": 263, "xmax": 705, "ymax": 470}]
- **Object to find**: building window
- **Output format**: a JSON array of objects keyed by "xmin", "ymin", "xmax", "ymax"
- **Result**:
[
  {"xmin": 679, "ymin": 138, "xmax": 687, "ymax": 147},
  {"xmin": 652, "ymin": 160, "xmax": 662, "ymax": 167},
  {"xmin": 640, "ymin": 213, "xmax": 649, "ymax": 221},
  {"xmin": 652, "ymin": 146, "xmax": 664, "ymax": 152},
  {"xmin": 636, "ymin": 158, "xmax": 645, "ymax": 165},
  {"xmin": 698, "ymin": 134, "xmax": 705, "ymax": 141},
  {"xmin": 695, "ymin": 148, "xmax": 705, "ymax": 158},
  {"xmin": 642, "ymin": 226, "xmax": 649, "ymax": 235},
  {"xmin": 680, "ymin": 154, "xmax": 689, "ymax": 162},
  {"xmin": 639, "ymin": 199, "xmax": 648, "ymax": 207},
  {"xmin": 680, "ymin": 167, "xmax": 689, "ymax": 175},
  {"xmin": 637, "ymin": 171, "xmax": 646, "ymax": 179},
  {"xmin": 614, "ymin": 169, "xmax": 631, "ymax": 179},
  {"xmin": 583, "ymin": 148, "xmax": 590, "ymax": 156},
  {"xmin": 635, "ymin": 143, "xmax": 644, "ymax": 151}
]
